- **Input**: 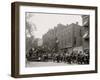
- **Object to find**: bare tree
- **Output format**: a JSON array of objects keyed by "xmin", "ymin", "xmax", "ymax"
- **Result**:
[{"xmin": 25, "ymin": 13, "xmax": 37, "ymax": 53}]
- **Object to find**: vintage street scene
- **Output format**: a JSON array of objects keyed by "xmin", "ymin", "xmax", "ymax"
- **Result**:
[{"xmin": 25, "ymin": 13, "xmax": 89, "ymax": 67}]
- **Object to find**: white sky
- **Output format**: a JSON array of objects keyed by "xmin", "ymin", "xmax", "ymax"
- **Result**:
[{"xmin": 26, "ymin": 13, "xmax": 82, "ymax": 39}]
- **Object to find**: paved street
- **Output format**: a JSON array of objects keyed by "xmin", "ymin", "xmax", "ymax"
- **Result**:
[{"xmin": 26, "ymin": 61, "xmax": 76, "ymax": 67}]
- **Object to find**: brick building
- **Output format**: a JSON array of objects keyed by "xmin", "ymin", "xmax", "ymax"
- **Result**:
[{"xmin": 42, "ymin": 22, "xmax": 83, "ymax": 53}]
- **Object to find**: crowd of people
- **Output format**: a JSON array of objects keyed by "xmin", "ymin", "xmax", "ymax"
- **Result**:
[{"xmin": 26, "ymin": 48, "xmax": 89, "ymax": 65}]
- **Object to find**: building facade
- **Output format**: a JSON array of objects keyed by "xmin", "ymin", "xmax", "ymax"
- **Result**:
[
  {"xmin": 81, "ymin": 15, "xmax": 89, "ymax": 50},
  {"xmin": 42, "ymin": 22, "xmax": 83, "ymax": 54}
]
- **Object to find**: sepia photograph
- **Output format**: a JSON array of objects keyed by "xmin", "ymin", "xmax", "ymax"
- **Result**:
[{"xmin": 25, "ymin": 13, "xmax": 90, "ymax": 67}]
